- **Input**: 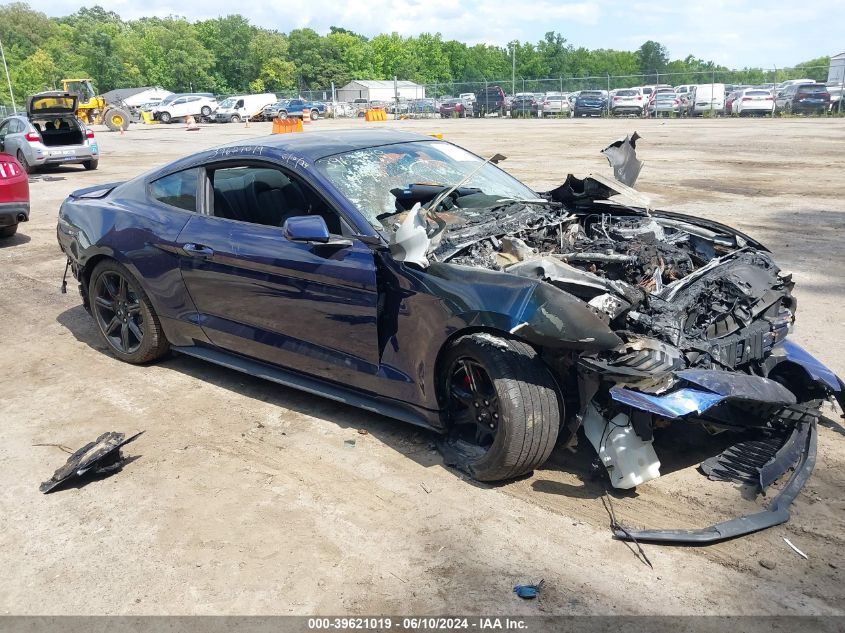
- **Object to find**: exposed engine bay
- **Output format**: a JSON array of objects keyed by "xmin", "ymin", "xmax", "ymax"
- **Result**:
[{"xmin": 387, "ymin": 134, "xmax": 845, "ymax": 543}]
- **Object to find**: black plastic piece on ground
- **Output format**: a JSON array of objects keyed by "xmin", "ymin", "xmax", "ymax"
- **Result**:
[
  {"xmin": 40, "ymin": 431, "xmax": 144, "ymax": 493},
  {"xmin": 612, "ymin": 420, "xmax": 816, "ymax": 544}
]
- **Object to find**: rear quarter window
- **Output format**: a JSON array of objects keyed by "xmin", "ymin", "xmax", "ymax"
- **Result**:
[{"xmin": 149, "ymin": 169, "xmax": 199, "ymax": 211}]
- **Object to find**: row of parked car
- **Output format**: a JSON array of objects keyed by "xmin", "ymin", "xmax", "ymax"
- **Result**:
[
  {"xmin": 425, "ymin": 79, "xmax": 843, "ymax": 120},
  {"xmin": 132, "ymin": 93, "xmax": 333, "ymax": 124}
]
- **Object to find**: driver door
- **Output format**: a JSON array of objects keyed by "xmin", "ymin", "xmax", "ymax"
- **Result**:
[{"xmin": 173, "ymin": 161, "xmax": 382, "ymax": 388}]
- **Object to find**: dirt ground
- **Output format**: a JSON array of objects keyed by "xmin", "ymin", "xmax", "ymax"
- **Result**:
[{"xmin": 1, "ymin": 116, "xmax": 844, "ymax": 616}]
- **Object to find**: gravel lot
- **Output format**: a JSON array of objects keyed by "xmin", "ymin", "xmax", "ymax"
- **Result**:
[{"xmin": 1, "ymin": 116, "xmax": 844, "ymax": 616}]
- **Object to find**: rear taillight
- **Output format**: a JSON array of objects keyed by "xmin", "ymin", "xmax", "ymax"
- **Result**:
[
  {"xmin": 24, "ymin": 132, "xmax": 40, "ymax": 142},
  {"xmin": 86, "ymin": 129, "xmax": 95, "ymax": 139},
  {"xmin": 766, "ymin": 96, "xmax": 774, "ymax": 101},
  {"xmin": 742, "ymin": 97, "xmax": 751, "ymax": 102},
  {"xmin": 0, "ymin": 160, "xmax": 21, "ymax": 179},
  {"xmin": 613, "ymin": 96, "xmax": 620, "ymax": 101},
  {"xmin": 637, "ymin": 96, "xmax": 642, "ymax": 100}
]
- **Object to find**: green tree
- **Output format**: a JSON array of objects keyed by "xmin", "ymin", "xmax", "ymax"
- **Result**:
[
  {"xmin": 195, "ymin": 15, "xmax": 257, "ymax": 92},
  {"xmin": 637, "ymin": 40, "xmax": 669, "ymax": 82}
]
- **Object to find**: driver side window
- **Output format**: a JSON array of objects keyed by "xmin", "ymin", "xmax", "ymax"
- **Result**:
[{"xmin": 207, "ymin": 164, "xmax": 347, "ymax": 235}]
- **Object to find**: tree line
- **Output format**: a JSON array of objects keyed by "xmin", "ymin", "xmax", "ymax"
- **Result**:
[{"xmin": 0, "ymin": 2, "xmax": 831, "ymax": 106}]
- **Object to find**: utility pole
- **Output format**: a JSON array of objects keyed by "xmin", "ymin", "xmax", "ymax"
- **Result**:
[
  {"xmin": 0, "ymin": 37, "xmax": 13, "ymax": 112},
  {"xmin": 511, "ymin": 44, "xmax": 516, "ymax": 97}
]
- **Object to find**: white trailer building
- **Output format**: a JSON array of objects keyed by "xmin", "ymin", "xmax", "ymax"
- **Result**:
[
  {"xmin": 336, "ymin": 80, "xmax": 425, "ymax": 102},
  {"xmin": 828, "ymin": 52, "xmax": 845, "ymax": 84}
]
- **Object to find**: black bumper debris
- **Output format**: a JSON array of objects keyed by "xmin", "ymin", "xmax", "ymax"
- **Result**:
[{"xmin": 612, "ymin": 420, "xmax": 816, "ymax": 544}]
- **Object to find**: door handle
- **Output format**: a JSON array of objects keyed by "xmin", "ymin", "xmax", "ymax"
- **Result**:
[{"xmin": 181, "ymin": 243, "xmax": 214, "ymax": 257}]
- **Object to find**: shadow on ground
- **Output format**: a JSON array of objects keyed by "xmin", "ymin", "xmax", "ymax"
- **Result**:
[
  {"xmin": 0, "ymin": 231, "xmax": 31, "ymax": 247},
  {"xmin": 54, "ymin": 304, "xmax": 767, "ymax": 498}
]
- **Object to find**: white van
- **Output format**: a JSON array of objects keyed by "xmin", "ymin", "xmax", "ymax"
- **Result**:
[
  {"xmin": 690, "ymin": 83, "xmax": 726, "ymax": 115},
  {"xmin": 208, "ymin": 94, "xmax": 277, "ymax": 123}
]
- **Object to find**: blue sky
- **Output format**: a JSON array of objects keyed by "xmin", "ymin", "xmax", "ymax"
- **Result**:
[{"xmin": 27, "ymin": 0, "xmax": 842, "ymax": 69}]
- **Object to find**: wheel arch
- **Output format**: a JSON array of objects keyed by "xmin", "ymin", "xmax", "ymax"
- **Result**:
[
  {"xmin": 78, "ymin": 250, "xmax": 154, "ymax": 313},
  {"xmin": 432, "ymin": 325, "xmax": 561, "ymax": 409}
]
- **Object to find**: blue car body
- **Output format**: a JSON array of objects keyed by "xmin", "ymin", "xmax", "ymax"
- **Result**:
[
  {"xmin": 57, "ymin": 129, "xmax": 843, "ymax": 541},
  {"xmin": 58, "ymin": 130, "xmax": 617, "ymax": 430}
]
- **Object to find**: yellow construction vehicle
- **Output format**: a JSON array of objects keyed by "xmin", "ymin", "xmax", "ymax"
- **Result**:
[{"xmin": 61, "ymin": 78, "xmax": 131, "ymax": 131}]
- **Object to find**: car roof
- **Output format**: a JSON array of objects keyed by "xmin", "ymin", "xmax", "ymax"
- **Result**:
[{"xmin": 219, "ymin": 129, "xmax": 435, "ymax": 162}]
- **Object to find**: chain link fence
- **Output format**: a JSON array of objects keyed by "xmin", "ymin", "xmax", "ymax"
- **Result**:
[{"xmin": 279, "ymin": 65, "xmax": 844, "ymax": 118}]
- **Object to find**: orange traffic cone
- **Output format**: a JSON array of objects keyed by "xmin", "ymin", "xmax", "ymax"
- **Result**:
[
  {"xmin": 301, "ymin": 108, "xmax": 311, "ymax": 124},
  {"xmin": 186, "ymin": 115, "xmax": 199, "ymax": 131}
]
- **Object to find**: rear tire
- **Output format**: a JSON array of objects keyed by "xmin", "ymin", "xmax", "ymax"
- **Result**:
[
  {"xmin": 83, "ymin": 159, "xmax": 98, "ymax": 170},
  {"xmin": 438, "ymin": 333, "xmax": 561, "ymax": 482},
  {"xmin": 16, "ymin": 150, "xmax": 30, "ymax": 174},
  {"xmin": 200, "ymin": 106, "xmax": 212, "ymax": 117},
  {"xmin": 0, "ymin": 224, "xmax": 17, "ymax": 238},
  {"xmin": 88, "ymin": 259, "xmax": 169, "ymax": 364}
]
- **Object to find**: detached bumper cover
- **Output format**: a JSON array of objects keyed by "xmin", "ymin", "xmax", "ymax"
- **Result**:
[
  {"xmin": 613, "ymin": 420, "xmax": 816, "ymax": 544},
  {"xmin": 608, "ymin": 343, "xmax": 840, "ymax": 544}
]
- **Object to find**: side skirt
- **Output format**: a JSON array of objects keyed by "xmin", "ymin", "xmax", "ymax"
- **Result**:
[{"xmin": 172, "ymin": 345, "xmax": 443, "ymax": 432}]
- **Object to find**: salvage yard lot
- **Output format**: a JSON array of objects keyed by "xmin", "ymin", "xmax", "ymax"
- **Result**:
[{"xmin": 1, "ymin": 117, "xmax": 844, "ymax": 615}]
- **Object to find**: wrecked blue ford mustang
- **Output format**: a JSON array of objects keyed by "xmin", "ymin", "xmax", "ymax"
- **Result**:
[{"xmin": 57, "ymin": 129, "xmax": 844, "ymax": 543}]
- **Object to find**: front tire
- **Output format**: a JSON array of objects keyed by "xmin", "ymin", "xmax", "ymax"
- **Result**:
[
  {"xmin": 438, "ymin": 333, "xmax": 561, "ymax": 482},
  {"xmin": 309, "ymin": 109, "xmax": 319, "ymax": 120},
  {"xmin": 231, "ymin": 114, "xmax": 241, "ymax": 123},
  {"xmin": 104, "ymin": 108, "xmax": 130, "ymax": 131},
  {"xmin": 88, "ymin": 260, "xmax": 169, "ymax": 364},
  {"xmin": 159, "ymin": 111, "xmax": 172, "ymax": 124},
  {"xmin": 0, "ymin": 224, "xmax": 17, "ymax": 238}
]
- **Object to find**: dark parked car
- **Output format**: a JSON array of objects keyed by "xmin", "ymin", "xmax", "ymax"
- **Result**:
[
  {"xmin": 56, "ymin": 130, "xmax": 843, "ymax": 542},
  {"xmin": 0, "ymin": 152, "xmax": 29, "ymax": 238},
  {"xmin": 509, "ymin": 95, "xmax": 539, "ymax": 117},
  {"xmin": 473, "ymin": 86, "xmax": 506, "ymax": 117},
  {"xmin": 439, "ymin": 98, "xmax": 472, "ymax": 118},
  {"xmin": 409, "ymin": 99, "xmax": 437, "ymax": 114},
  {"xmin": 573, "ymin": 90, "xmax": 607, "ymax": 117},
  {"xmin": 775, "ymin": 83, "xmax": 831, "ymax": 115}
]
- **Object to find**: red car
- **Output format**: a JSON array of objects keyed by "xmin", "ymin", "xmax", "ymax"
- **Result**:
[
  {"xmin": 0, "ymin": 152, "xmax": 29, "ymax": 238},
  {"xmin": 439, "ymin": 98, "xmax": 472, "ymax": 118},
  {"xmin": 725, "ymin": 90, "xmax": 742, "ymax": 115}
]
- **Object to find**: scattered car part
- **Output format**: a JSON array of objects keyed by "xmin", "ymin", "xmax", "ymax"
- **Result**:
[
  {"xmin": 601, "ymin": 132, "xmax": 643, "ymax": 186},
  {"xmin": 612, "ymin": 420, "xmax": 816, "ymax": 543},
  {"xmin": 513, "ymin": 580, "xmax": 545, "ymax": 599},
  {"xmin": 40, "ymin": 431, "xmax": 144, "ymax": 493}
]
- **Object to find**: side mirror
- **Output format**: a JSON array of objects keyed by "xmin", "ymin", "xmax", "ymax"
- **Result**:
[{"xmin": 284, "ymin": 215, "xmax": 330, "ymax": 243}]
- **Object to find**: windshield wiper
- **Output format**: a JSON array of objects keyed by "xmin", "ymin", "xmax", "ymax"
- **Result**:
[{"xmin": 426, "ymin": 153, "xmax": 507, "ymax": 213}]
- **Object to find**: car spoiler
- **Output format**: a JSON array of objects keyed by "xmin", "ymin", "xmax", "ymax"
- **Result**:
[{"xmin": 68, "ymin": 182, "xmax": 124, "ymax": 200}]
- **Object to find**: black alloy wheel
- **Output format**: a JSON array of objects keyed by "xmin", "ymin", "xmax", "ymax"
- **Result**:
[
  {"xmin": 92, "ymin": 269, "xmax": 145, "ymax": 355},
  {"xmin": 438, "ymin": 333, "xmax": 561, "ymax": 482},
  {"xmin": 447, "ymin": 358, "xmax": 500, "ymax": 449}
]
